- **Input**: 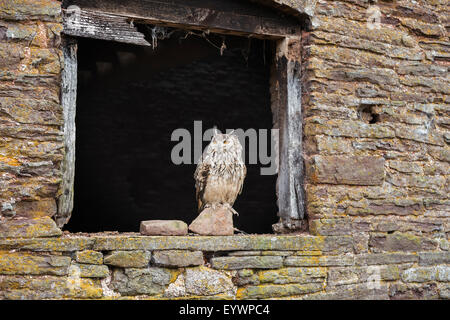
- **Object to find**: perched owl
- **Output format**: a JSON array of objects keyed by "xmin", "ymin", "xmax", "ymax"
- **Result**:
[{"xmin": 194, "ymin": 131, "xmax": 246, "ymax": 215}]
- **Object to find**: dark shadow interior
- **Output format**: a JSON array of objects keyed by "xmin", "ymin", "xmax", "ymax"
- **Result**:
[{"xmin": 66, "ymin": 30, "xmax": 278, "ymax": 234}]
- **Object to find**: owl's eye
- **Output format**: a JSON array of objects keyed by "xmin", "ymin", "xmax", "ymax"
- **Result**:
[{"xmin": 223, "ymin": 140, "xmax": 229, "ymax": 144}]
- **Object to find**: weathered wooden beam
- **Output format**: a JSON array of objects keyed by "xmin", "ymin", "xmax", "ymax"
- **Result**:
[
  {"xmin": 63, "ymin": 7, "xmax": 151, "ymax": 46},
  {"xmin": 273, "ymin": 36, "xmax": 305, "ymax": 231},
  {"xmin": 56, "ymin": 37, "xmax": 77, "ymax": 228},
  {"xmin": 64, "ymin": 0, "xmax": 301, "ymax": 39}
]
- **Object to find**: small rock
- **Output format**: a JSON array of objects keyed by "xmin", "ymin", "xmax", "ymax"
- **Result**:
[
  {"xmin": 188, "ymin": 206, "xmax": 234, "ymax": 236},
  {"xmin": 140, "ymin": 220, "xmax": 188, "ymax": 236}
]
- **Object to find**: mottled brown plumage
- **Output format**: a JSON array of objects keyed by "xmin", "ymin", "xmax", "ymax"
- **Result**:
[{"xmin": 194, "ymin": 132, "xmax": 246, "ymax": 214}]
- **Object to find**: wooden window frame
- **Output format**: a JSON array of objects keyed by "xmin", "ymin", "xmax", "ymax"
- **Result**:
[{"xmin": 58, "ymin": 0, "xmax": 305, "ymax": 231}]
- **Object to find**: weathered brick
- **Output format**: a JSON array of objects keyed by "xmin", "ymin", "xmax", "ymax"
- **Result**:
[
  {"xmin": 70, "ymin": 263, "xmax": 109, "ymax": 278},
  {"xmin": 211, "ymin": 256, "xmax": 283, "ymax": 270},
  {"xmin": 104, "ymin": 250, "xmax": 151, "ymax": 268},
  {"xmin": 308, "ymin": 156, "xmax": 385, "ymax": 186},
  {"xmin": 419, "ymin": 252, "xmax": 450, "ymax": 266},
  {"xmin": 74, "ymin": 250, "xmax": 103, "ymax": 265},
  {"xmin": 284, "ymin": 255, "xmax": 354, "ymax": 267},
  {"xmin": 237, "ymin": 283, "xmax": 324, "ymax": 299},
  {"xmin": 369, "ymin": 232, "xmax": 437, "ymax": 252},
  {"xmin": 0, "ymin": 251, "xmax": 70, "ymax": 275},
  {"xmin": 0, "ymin": 217, "xmax": 61, "ymax": 238},
  {"xmin": 0, "ymin": 275, "xmax": 102, "ymax": 299},
  {"xmin": 355, "ymin": 253, "xmax": 418, "ymax": 265},
  {"xmin": 111, "ymin": 267, "xmax": 172, "ymax": 296},
  {"xmin": 258, "ymin": 267, "xmax": 326, "ymax": 284},
  {"xmin": 152, "ymin": 250, "xmax": 203, "ymax": 267},
  {"xmin": 401, "ymin": 266, "xmax": 450, "ymax": 283}
]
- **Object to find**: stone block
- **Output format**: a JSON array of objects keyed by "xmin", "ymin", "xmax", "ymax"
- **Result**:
[
  {"xmin": 152, "ymin": 250, "xmax": 203, "ymax": 267},
  {"xmin": 0, "ymin": 237, "xmax": 95, "ymax": 252},
  {"xmin": 92, "ymin": 235, "xmax": 325, "ymax": 251},
  {"xmin": 14, "ymin": 199, "xmax": 57, "ymax": 218},
  {"xmin": 0, "ymin": 251, "xmax": 70, "ymax": 275},
  {"xmin": 369, "ymin": 232, "xmax": 437, "ymax": 252},
  {"xmin": 70, "ymin": 263, "xmax": 109, "ymax": 278},
  {"xmin": 110, "ymin": 267, "xmax": 172, "ymax": 296},
  {"xmin": 0, "ymin": 276, "xmax": 102, "ymax": 299},
  {"xmin": 308, "ymin": 156, "xmax": 385, "ymax": 186},
  {"xmin": 184, "ymin": 266, "xmax": 236, "ymax": 296},
  {"xmin": 401, "ymin": 266, "xmax": 450, "ymax": 283},
  {"xmin": 284, "ymin": 255, "xmax": 354, "ymax": 267},
  {"xmin": 355, "ymin": 253, "xmax": 418, "ymax": 265},
  {"xmin": 0, "ymin": 217, "xmax": 62, "ymax": 238},
  {"xmin": 236, "ymin": 283, "xmax": 324, "ymax": 299},
  {"xmin": 211, "ymin": 256, "xmax": 283, "ymax": 270},
  {"xmin": 74, "ymin": 250, "xmax": 103, "ymax": 265},
  {"xmin": 258, "ymin": 267, "xmax": 327, "ymax": 284},
  {"xmin": 104, "ymin": 250, "xmax": 151, "ymax": 268},
  {"xmin": 419, "ymin": 252, "xmax": 450, "ymax": 266},
  {"xmin": 0, "ymin": 0, "xmax": 61, "ymax": 21},
  {"xmin": 390, "ymin": 283, "xmax": 439, "ymax": 300},
  {"xmin": 140, "ymin": 220, "xmax": 188, "ymax": 236}
]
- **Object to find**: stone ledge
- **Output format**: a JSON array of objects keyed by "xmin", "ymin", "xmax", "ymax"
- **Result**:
[{"xmin": 0, "ymin": 234, "xmax": 346, "ymax": 252}]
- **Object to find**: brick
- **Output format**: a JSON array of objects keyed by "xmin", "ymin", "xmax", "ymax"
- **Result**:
[
  {"xmin": 419, "ymin": 252, "xmax": 450, "ymax": 266},
  {"xmin": 211, "ymin": 256, "xmax": 283, "ymax": 270},
  {"xmin": 74, "ymin": 250, "xmax": 103, "ymax": 265},
  {"xmin": 0, "ymin": 217, "xmax": 61, "ymax": 238},
  {"xmin": 284, "ymin": 255, "xmax": 354, "ymax": 267},
  {"xmin": 152, "ymin": 250, "xmax": 203, "ymax": 267},
  {"xmin": 308, "ymin": 156, "xmax": 385, "ymax": 186},
  {"xmin": 355, "ymin": 253, "xmax": 418, "ymax": 265},
  {"xmin": 70, "ymin": 263, "xmax": 109, "ymax": 278},
  {"xmin": 401, "ymin": 266, "xmax": 450, "ymax": 283},
  {"xmin": 0, "ymin": 251, "xmax": 70, "ymax": 275},
  {"xmin": 104, "ymin": 250, "xmax": 151, "ymax": 268},
  {"xmin": 236, "ymin": 283, "xmax": 324, "ymax": 299}
]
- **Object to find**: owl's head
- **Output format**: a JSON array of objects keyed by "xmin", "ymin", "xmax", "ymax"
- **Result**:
[{"xmin": 209, "ymin": 130, "xmax": 242, "ymax": 155}]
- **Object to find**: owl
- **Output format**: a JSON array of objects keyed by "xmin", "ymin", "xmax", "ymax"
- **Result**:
[{"xmin": 194, "ymin": 131, "xmax": 246, "ymax": 215}]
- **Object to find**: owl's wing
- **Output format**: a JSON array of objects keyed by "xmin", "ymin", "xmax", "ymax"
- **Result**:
[
  {"xmin": 194, "ymin": 160, "xmax": 210, "ymax": 212},
  {"xmin": 238, "ymin": 164, "xmax": 246, "ymax": 195}
]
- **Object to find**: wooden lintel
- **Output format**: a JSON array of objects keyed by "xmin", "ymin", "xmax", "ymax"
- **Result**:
[
  {"xmin": 64, "ymin": 0, "xmax": 301, "ymax": 40},
  {"xmin": 63, "ymin": 8, "xmax": 151, "ymax": 46}
]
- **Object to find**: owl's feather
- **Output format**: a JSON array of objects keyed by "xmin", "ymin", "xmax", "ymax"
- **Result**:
[{"xmin": 194, "ymin": 133, "xmax": 246, "ymax": 213}]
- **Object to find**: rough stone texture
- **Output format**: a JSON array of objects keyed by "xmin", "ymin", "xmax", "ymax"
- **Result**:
[
  {"xmin": 110, "ymin": 267, "xmax": 172, "ymax": 296},
  {"xmin": 184, "ymin": 266, "xmax": 236, "ymax": 296},
  {"xmin": 0, "ymin": 0, "xmax": 64, "ymax": 236},
  {"xmin": 0, "ymin": 217, "xmax": 62, "ymax": 238},
  {"xmin": 188, "ymin": 206, "xmax": 234, "ymax": 236},
  {"xmin": 103, "ymin": 250, "xmax": 151, "ymax": 268},
  {"xmin": 74, "ymin": 250, "xmax": 103, "ymax": 265},
  {"xmin": 0, "ymin": 251, "xmax": 70, "ymax": 276},
  {"xmin": 307, "ymin": 156, "xmax": 385, "ymax": 185},
  {"xmin": 140, "ymin": 220, "xmax": 188, "ymax": 236},
  {"xmin": 152, "ymin": 250, "xmax": 204, "ymax": 267},
  {"xmin": 70, "ymin": 263, "xmax": 109, "ymax": 278},
  {"xmin": 211, "ymin": 256, "xmax": 283, "ymax": 270}
]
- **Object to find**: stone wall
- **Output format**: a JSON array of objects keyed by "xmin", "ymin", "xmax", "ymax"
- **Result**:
[
  {"xmin": 1, "ymin": 234, "xmax": 447, "ymax": 299},
  {"xmin": 0, "ymin": 0, "xmax": 448, "ymax": 300},
  {"xmin": 0, "ymin": 0, "xmax": 63, "ymax": 236}
]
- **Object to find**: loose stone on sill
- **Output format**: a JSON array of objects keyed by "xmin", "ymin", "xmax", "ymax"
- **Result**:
[
  {"xmin": 140, "ymin": 220, "xmax": 188, "ymax": 236},
  {"xmin": 188, "ymin": 206, "xmax": 234, "ymax": 236}
]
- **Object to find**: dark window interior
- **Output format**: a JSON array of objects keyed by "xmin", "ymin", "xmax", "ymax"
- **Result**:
[{"xmin": 66, "ymin": 30, "xmax": 278, "ymax": 234}]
